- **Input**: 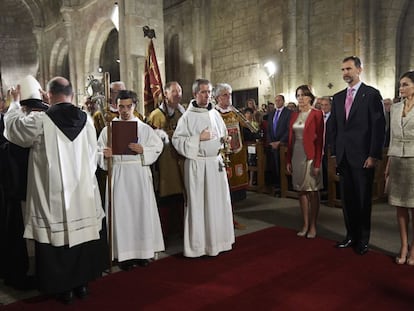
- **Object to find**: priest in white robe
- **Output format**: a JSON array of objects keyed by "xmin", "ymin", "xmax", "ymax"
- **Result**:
[
  {"xmin": 98, "ymin": 90, "xmax": 164, "ymax": 269},
  {"xmin": 4, "ymin": 76, "xmax": 108, "ymax": 304},
  {"xmin": 172, "ymin": 79, "xmax": 235, "ymax": 257}
]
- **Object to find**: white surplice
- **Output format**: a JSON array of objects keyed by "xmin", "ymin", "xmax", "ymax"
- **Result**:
[
  {"xmin": 4, "ymin": 102, "xmax": 104, "ymax": 247},
  {"xmin": 98, "ymin": 117, "xmax": 165, "ymax": 261},
  {"xmin": 172, "ymin": 103, "xmax": 235, "ymax": 257}
]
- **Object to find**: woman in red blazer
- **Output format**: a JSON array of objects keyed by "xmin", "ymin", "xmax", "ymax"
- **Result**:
[{"xmin": 287, "ymin": 85, "xmax": 324, "ymax": 238}]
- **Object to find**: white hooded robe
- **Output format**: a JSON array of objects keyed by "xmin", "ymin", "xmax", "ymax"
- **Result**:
[{"xmin": 172, "ymin": 103, "xmax": 235, "ymax": 257}]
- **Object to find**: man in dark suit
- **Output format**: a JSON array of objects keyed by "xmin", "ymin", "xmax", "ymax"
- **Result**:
[
  {"xmin": 267, "ymin": 94, "xmax": 291, "ymax": 191},
  {"xmin": 383, "ymin": 98, "xmax": 392, "ymax": 148},
  {"xmin": 330, "ymin": 56, "xmax": 385, "ymax": 255},
  {"xmin": 320, "ymin": 96, "xmax": 332, "ymax": 201}
]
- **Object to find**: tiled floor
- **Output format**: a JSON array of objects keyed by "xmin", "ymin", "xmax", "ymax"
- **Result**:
[{"xmin": 0, "ymin": 192, "xmax": 401, "ymax": 305}]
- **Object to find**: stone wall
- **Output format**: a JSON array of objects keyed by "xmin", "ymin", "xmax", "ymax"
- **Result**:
[
  {"xmin": 1, "ymin": 0, "xmax": 414, "ymax": 107},
  {"xmin": 164, "ymin": 0, "xmax": 412, "ymax": 105},
  {"xmin": 163, "ymin": 0, "xmax": 195, "ymax": 101},
  {"xmin": 119, "ymin": 0, "xmax": 165, "ymax": 112},
  {"xmin": 1, "ymin": 0, "xmax": 165, "ymax": 109},
  {"xmin": 210, "ymin": 0, "xmax": 284, "ymax": 105},
  {"xmin": 0, "ymin": 1, "xmax": 38, "ymax": 89}
]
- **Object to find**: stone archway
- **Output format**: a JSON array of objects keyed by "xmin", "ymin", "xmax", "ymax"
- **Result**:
[
  {"xmin": 21, "ymin": 0, "xmax": 44, "ymax": 27},
  {"xmin": 165, "ymin": 33, "xmax": 180, "ymax": 82},
  {"xmin": 84, "ymin": 18, "xmax": 118, "ymax": 78},
  {"xmin": 49, "ymin": 38, "xmax": 69, "ymax": 78},
  {"xmin": 0, "ymin": 0, "xmax": 39, "ymax": 87},
  {"xmin": 56, "ymin": 45, "xmax": 70, "ymax": 79},
  {"xmin": 100, "ymin": 29, "xmax": 120, "ymax": 82}
]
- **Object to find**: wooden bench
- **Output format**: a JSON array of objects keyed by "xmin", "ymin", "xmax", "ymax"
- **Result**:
[
  {"xmin": 246, "ymin": 141, "xmax": 269, "ymax": 193},
  {"xmin": 279, "ymin": 144, "xmax": 387, "ymax": 206},
  {"xmin": 279, "ymin": 143, "xmax": 298, "ymax": 199}
]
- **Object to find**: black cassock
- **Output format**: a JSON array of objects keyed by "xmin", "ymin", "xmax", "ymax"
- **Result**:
[
  {"xmin": 0, "ymin": 112, "xmax": 32, "ymax": 289},
  {"xmin": 0, "ymin": 113, "xmax": 7, "ymax": 279}
]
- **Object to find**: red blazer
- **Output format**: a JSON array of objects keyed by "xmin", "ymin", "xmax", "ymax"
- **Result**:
[{"xmin": 287, "ymin": 108, "xmax": 324, "ymax": 168}]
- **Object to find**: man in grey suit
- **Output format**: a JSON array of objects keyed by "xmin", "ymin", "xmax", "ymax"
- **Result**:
[
  {"xmin": 267, "ymin": 94, "xmax": 291, "ymax": 191},
  {"xmin": 330, "ymin": 56, "xmax": 385, "ymax": 255}
]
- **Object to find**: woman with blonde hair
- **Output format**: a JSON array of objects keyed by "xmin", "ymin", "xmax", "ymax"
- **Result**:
[{"xmin": 246, "ymin": 98, "xmax": 258, "ymax": 112}]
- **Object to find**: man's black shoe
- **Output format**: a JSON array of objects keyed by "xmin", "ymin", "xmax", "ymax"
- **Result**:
[
  {"xmin": 57, "ymin": 290, "xmax": 74, "ymax": 305},
  {"xmin": 355, "ymin": 244, "xmax": 369, "ymax": 255},
  {"xmin": 136, "ymin": 259, "xmax": 150, "ymax": 267},
  {"xmin": 74, "ymin": 284, "xmax": 89, "ymax": 299},
  {"xmin": 335, "ymin": 239, "xmax": 354, "ymax": 248},
  {"xmin": 119, "ymin": 260, "xmax": 135, "ymax": 271}
]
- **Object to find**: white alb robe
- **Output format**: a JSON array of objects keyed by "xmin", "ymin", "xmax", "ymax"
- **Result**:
[
  {"xmin": 98, "ymin": 117, "xmax": 165, "ymax": 261},
  {"xmin": 4, "ymin": 101, "xmax": 104, "ymax": 247},
  {"xmin": 172, "ymin": 103, "xmax": 235, "ymax": 257}
]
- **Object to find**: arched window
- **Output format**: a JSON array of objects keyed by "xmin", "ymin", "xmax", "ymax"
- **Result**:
[
  {"xmin": 166, "ymin": 34, "xmax": 180, "ymax": 81},
  {"xmin": 100, "ymin": 28, "xmax": 120, "ymax": 82}
]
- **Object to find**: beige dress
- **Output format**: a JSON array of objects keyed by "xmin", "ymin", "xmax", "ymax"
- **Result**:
[
  {"xmin": 388, "ymin": 101, "xmax": 414, "ymax": 208},
  {"xmin": 291, "ymin": 111, "xmax": 323, "ymax": 191}
]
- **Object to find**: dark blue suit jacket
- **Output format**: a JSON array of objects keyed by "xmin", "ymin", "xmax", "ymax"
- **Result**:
[
  {"xmin": 267, "ymin": 107, "xmax": 291, "ymax": 144},
  {"xmin": 330, "ymin": 83, "xmax": 385, "ymax": 168}
]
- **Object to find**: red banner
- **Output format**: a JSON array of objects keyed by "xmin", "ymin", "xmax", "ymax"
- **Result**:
[{"xmin": 143, "ymin": 39, "xmax": 164, "ymax": 116}]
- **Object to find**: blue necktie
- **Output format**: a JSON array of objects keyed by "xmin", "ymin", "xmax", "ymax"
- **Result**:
[{"xmin": 273, "ymin": 109, "xmax": 280, "ymax": 136}]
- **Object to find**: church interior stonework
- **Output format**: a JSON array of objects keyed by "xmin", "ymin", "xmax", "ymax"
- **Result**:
[
  {"xmin": 2, "ymin": 1, "xmax": 414, "ymax": 307},
  {"xmin": 0, "ymin": 0, "xmax": 413, "ymax": 110}
]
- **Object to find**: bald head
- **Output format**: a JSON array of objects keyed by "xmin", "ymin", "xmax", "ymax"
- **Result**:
[{"xmin": 47, "ymin": 76, "xmax": 73, "ymax": 105}]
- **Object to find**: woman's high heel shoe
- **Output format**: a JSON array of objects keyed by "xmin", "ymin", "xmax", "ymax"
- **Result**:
[
  {"xmin": 406, "ymin": 257, "xmax": 414, "ymax": 266},
  {"xmin": 296, "ymin": 230, "xmax": 307, "ymax": 237},
  {"xmin": 396, "ymin": 245, "xmax": 410, "ymax": 265},
  {"xmin": 395, "ymin": 255, "xmax": 407, "ymax": 265}
]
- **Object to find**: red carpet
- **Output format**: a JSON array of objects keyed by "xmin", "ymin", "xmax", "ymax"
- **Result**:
[{"xmin": 2, "ymin": 226, "xmax": 414, "ymax": 310}]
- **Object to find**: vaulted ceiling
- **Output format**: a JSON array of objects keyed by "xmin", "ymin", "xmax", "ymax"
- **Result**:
[{"xmin": 0, "ymin": 0, "xmax": 62, "ymax": 88}]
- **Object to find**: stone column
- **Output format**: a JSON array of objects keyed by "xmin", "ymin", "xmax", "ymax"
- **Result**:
[
  {"xmin": 118, "ymin": 0, "xmax": 165, "ymax": 114},
  {"xmin": 192, "ymin": 0, "xmax": 202, "ymax": 78},
  {"xmin": 356, "ymin": 0, "xmax": 376, "ymax": 85},
  {"xmin": 367, "ymin": 0, "xmax": 377, "ymax": 86},
  {"xmin": 300, "ymin": 0, "xmax": 310, "ymax": 84},
  {"xmin": 61, "ymin": 6, "xmax": 82, "ymax": 105},
  {"xmin": 283, "ymin": 0, "xmax": 298, "ymax": 100},
  {"xmin": 33, "ymin": 27, "xmax": 48, "ymax": 88},
  {"xmin": 192, "ymin": 0, "xmax": 211, "ymax": 79}
]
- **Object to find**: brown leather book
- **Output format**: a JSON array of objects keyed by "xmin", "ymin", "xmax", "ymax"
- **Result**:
[{"xmin": 111, "ymin": 121, "xmax": 138, "ymax": 155}]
